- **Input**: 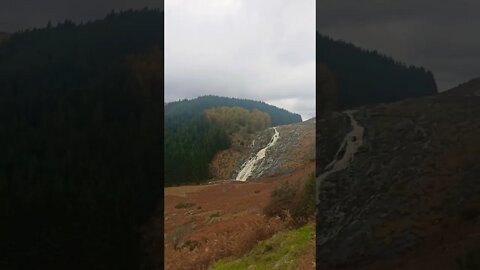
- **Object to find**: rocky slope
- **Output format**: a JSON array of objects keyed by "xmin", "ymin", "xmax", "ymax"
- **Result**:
[
  {"xmin": 316, "ymin": 79, "xmax": 480, "ymax": 269},
  {"xmin": 230, "ymin": 119, "xmax": 316, "ymax": 180}
]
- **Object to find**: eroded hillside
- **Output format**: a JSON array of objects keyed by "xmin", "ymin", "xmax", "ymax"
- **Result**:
[
  {"xmin": 316, "ymin": 79, "xmax": 480, "ymax": 269},
  {"xmin": 164, "ymin": 96, "xmax": 302, "ymax": 186},
  {"xmin": 221, "ymin": 118, "xmax": 315, "ymax": 181},
  {"xmin": 162, "ymin": 116, "xmax": 316, "ymax": 270},
  {"xmin": 207, "ymin": 106, "xmax": 272, "ymax": 180}
]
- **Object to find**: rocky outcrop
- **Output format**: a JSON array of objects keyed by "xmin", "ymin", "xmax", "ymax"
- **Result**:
[
  {"xmin": 232, "ymin": 119, "xmax": 315, "ymax": 180},
  {"xmin": 316, "ymin": 79, "xmax": 480, "ymax": 269}
]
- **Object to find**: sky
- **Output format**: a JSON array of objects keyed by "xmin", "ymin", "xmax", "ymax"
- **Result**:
[
  {"xmin": 317, "ymin": 0, "xmax": 480, "ymax": 92},
  {"xmin": 165, "ymin": 0, "xmax": 316, "ymax": 120},
  {"xmin": 0, "ymin": 0, "xmax": 315, "ymax": 120},
  {"xmin": 0, "ymin": 1, "xmax": 163, "ymax": 32},
  {"xmin": 3, "ymin": 2, "xmax": 473, "ymax": 116}
]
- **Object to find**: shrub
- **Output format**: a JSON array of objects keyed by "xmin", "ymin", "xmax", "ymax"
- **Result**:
[
  {"xmin": 292, "ymin": 173, "xmax": 316, "ymax": 224},
  {"xmin": 175, "ymin": 202, "xmax": 195, "ymax": 209},
  {"xmin": 264, "ymin": 172, "xmax": 316, "ymax": 225},
  {"xmin": 164, "ymin": 215, "xmax": 285, "ymax": 270},
  {"xmin": 264, "ymin": 181, "xmax": 298, "ymax": 220},
  {"xmin": 210, "ymin": 212, "xmax": 221, "ymax": 218},
  {"xmin": 166, "ymin": 224, "xmax": 193, "ymax": 250}
]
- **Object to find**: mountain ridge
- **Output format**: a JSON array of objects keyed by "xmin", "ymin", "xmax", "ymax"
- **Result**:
[
  {"xmin": 316, "ymin": 32, "xmax": 438, "ymax": 114},
  {"xmin": 164, "ymin": 95, "xmax": 303, "ymax": 186},
  {"xmin": 165, "ymin": 95, "xmax": 302, "ymax": 125}
]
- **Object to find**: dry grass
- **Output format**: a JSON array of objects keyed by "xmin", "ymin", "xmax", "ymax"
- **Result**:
[
  {"xmin": 264, "ymin": 172, "xmax": 316, "ymax": 226},
  {"xmin": 175, "ymin": 202, "xmax": 196, "ymax": 209},
  {"xmin": 161, "ymin": 163, "xmax": 316, "ymax": 270},
  {"xmin": 165, "ymin": 185, "xmax": 210, "ymax": 197},
  {"xmin": 164, "ymin": 215, "xmax": 285, "ymax": 270},
  {"xmin": 263, "ymin": 181, "xmax": 299, "ymax": 219}
]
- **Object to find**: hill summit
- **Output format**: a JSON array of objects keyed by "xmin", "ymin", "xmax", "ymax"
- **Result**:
[{"xmin": 164, "ymin": 95, "xmax": 302, "ymax": 186}]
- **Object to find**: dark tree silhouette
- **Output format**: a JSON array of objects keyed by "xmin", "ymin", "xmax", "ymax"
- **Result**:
[
  {"xmin": 0, "ymin": 8, "xmax": 164, "ymax": 270},
  {"xmin": 316, "ymin": 33, "xmax": 437, "ymax": 112},
  {"xmin": 164, "ymin": 95, "xmax": 302, "ymax": 186}
]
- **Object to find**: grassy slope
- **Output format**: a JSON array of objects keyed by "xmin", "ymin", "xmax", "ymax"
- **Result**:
[{"xmin": 211, "ymin": 223, "xmax": 315, "ymax": 270}]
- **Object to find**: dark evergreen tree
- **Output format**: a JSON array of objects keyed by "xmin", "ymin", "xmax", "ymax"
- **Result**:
[
  {"xmin": 0, "ymin": 8, "xmax": 164, "ymax": 270},
  {"xmin": 316, "ymin": 33, "xmax": 437, "ymax": 111},
  {"xmin": 164, "ymin": 95, "xmax": 301, "ymax": 186}
]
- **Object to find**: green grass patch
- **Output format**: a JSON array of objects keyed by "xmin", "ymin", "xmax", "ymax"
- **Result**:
[{"xmin": 211, "ymin": 223, "xmax": 314, "ymax": 270}]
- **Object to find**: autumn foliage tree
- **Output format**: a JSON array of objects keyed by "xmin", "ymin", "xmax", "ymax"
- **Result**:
[
  {"xmin": 164, "ymin": 96, "xmax": 302, "ymax": 186},
  {"xmin": 205, "ymin": 106, "xmax": 271, "ymax": 136}
]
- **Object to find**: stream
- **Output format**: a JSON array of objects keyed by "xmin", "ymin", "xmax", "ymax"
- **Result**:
[
  {"xmin": 316, "ymin": 110, "xmax": 365, "ymax": 203},
  {"xmin": 235, "ymin": 127, "xmax": 280, "ymax": 181}
]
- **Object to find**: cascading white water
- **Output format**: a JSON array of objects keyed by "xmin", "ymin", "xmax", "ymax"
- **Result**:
[
  {"xmin": 316, "ymin": 110, "xmax": 364, "ymax": 203},
  {"xmin": 235, "ymin": 127, "xmax": 280, "ymax": 181}
]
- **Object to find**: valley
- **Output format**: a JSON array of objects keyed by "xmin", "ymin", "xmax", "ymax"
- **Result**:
[{"xmin": 161, "ymin": 118, "xmax": 316, "ymax": 269}]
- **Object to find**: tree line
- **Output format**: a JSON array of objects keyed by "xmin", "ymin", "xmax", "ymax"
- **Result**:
[
  {"xmin": 164, "ymin": 96, "xmax": 302, "ymax": 186},
  {"xmin": 316, "ymin": 33, "xmax": 438, "ymax": 114}
]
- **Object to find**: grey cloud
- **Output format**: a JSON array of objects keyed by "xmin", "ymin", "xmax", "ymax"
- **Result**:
[
  {"xmin": 1, "ymin": 1, "xmax": 314, "ymax": 119},
  {"xmin": 317, "ymin": 0, "xmax": 480, "ymax": 91},
  {"xmin": 317, "ymin": 0, "xmax": 479, "ymax": 28},
  {"xmin": 165, "ymin": 0, "xmax": 316, "ymax": 120}
]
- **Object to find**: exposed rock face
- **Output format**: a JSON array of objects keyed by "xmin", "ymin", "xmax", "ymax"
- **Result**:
[
  {"xmin": 209, "ymin": 147, "xmax": 251, "ymax": 180},
  {"xmin": 232, "ymin": 119, "xmax": 316, "ymax": 180},
  {"xmin": 316, "ymin": 79, "xmax": 480, "ymax": 269},
  {"xmin": 236, "ymin": 127, "xmax": 280, "ymax": 181}
]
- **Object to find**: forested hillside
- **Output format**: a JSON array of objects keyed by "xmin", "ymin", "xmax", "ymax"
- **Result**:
[
  {"xmin": 0, "ymin": 9, "xmax": 163, "ymax": 269},
  {"xmin": 205, "ymin": 106, "xmax": 272, "ymax": 143},
  {"xmin": 165, "ymin": 95, "xmax": 302, "ymax": 125},
  {"xmin": 316, "ymin": 33, "xmax": 437, "ymax": 112},
  {"xmin": 317, "ymin": 63, "xmax": 338, "ymax": 114},
  {"xmin": 164, "ymin": 96, "xmax": 301, "ymax": 186},
  {"xmin": 164, "ymin": 112, "xmax": 230, "ymax": 186}
]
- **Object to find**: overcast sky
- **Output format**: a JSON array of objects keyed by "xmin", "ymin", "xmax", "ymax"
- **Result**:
[
  {"xmin": 317, "ymin": 0, "xmax": 480, "ymax": 91},
  {"xmin": 165, "ymin": 0, "xmax": 316, "ymax": 120},
  {"xmin": 0, "ymin": 0, "xmax": 163, "ymax": 32}
]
